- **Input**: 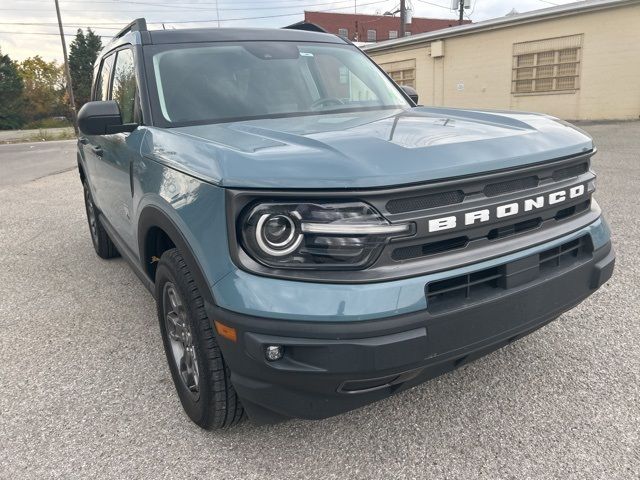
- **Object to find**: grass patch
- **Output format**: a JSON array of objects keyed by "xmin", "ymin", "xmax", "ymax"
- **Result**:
[
  {"xmin": 24, "ymin": 118, "xmax": 72, "ymax": 129},
  {"xmin": 36, "ymin": 128, "xmax": 77, "ymax": 142}
]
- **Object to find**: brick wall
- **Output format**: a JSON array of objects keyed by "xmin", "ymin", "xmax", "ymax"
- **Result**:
[{"xmin": 304, "ymin": 11, "xmax": 469, "ymax": 42}]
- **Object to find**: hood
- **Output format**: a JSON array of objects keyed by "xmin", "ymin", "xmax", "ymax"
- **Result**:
[{"xmin": 140, "ymin": 107, "xmax": 593, "ymax": 189}]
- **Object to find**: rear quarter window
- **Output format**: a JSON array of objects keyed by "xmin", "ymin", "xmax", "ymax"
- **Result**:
[
  {"xmin": 111, "ymin": 49, "xmax": 137, "ymax": 124},
  {"xmin": 94, "ymin": 54, "xmax": 115, "ymax": 101}
]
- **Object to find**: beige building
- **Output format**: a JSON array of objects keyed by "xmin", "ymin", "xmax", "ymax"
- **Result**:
[{"xmin": 363, "ymin": 0, "xmax": 640, "ymax": 120}]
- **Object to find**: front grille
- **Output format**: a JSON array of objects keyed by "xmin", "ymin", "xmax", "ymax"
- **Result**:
[
  {"xmin": 392, "ymin": 236, "xmax": 468, "ymax": 261},
  {"xmin": 487, "ymin": 217, "xmax": 542, "ymax": 240},
  {"xmin": 384, "ymin": 159, "xmax": 591, "ymax": 215},
  {"xmin": 425, "ymin": 236, "xmax": 590, "ymax": 313},
  {"xmin": 552, "ymin": 162, "xmax": 589, "ymax": 181},
  {"xmin": 386, "ymin": 190, "xmax": 464, "ymax": 214},
  {"xmin": 555, "ymin": 199, "xmax": 591, "ymax": 221},
  {"xmin": 484, "ymin": 176, "xmax": 539, "ymax": 197}
]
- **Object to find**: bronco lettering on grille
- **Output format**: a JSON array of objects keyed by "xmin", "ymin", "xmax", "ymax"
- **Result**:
[{"xmin": 427, "ymin": 183, "xmax": 587, "ymax": 233}]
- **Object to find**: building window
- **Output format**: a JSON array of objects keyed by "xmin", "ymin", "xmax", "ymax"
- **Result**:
[
  {"xmin": 367, "ymin": 29, "xmax": 377, "ymax": 42},
  {"xmin": 380, "ymin": 59, "xmax": 416, "ymax": 89},
  {"xmin": 405, "ymin": 31, "xmax": 411, "ymax": 36},
  {"xmin": 388, "ymin": 30, "xmax": 398, "ymax": 39},
  {"xmin": 512, "ymin": 34, "xmax": 582, "ymax": 94},
  {"xmin": 338, "ymin": 28, "xmax": 348, "ymax": 37}
]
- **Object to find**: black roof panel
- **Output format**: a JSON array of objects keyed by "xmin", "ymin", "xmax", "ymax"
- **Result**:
[{"xmin": 147, "ymin": 27, "xmax": 346, "ymax": 45}]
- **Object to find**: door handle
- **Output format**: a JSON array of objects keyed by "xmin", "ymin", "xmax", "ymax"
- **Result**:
[
  {"xmin": 92, "ymin": 146, "xmax": 104, "ymax": 157},
  {"xmin": 79, "ymin": 137, "xmax": 88, "ymax": 145}
]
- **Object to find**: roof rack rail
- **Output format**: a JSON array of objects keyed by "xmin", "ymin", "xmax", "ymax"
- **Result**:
[
  {"xmin": 283, "ymin": 21, "xmax": 327, "ymax": 33},
  {"xmin": 114, "ymin": 18, "xmax": 147, "ymax": 40}
]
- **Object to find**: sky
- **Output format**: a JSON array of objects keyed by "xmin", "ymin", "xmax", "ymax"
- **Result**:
[{"xmin": 0, "ymin": 0, "xmax": 581, "ymax": 62}]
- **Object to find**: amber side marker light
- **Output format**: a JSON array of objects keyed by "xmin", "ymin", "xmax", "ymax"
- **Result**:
[{"xmin": 214, "ymin": 320, "xmax": 237, "ymax": 342}]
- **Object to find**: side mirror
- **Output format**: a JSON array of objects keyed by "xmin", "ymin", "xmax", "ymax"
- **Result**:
[
  {"xmin": 77, "ymin": 100, "xmax": 137, "ymax": 135},
  {"xmin": 401, "ymin": 85, "xmax": 419, "ymax": 105}
]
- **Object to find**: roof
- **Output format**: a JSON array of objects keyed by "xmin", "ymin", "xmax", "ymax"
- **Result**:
[
  {"xmin": 363, "ymin": 0, "xmax": 639, "ymax": 53},
  {"xmin": 148, "ymin": 27, "xmax": 346, "ymax": 45},
  {"xmin": 105, "ymin": 25, "xmax": 346, "ymax": 51}
]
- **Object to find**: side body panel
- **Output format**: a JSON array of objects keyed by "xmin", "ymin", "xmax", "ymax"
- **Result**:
[{"xmin": 132, "ymin": 141, "xmax": 236, "ymax": 288}]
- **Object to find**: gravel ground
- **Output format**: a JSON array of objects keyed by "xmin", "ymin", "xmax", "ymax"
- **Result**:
[{"xmin": 0, "ymin": 122, "xmax": 638, "ymax": 479}]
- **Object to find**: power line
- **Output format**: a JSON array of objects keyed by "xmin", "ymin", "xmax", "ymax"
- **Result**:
[
  {"xmin": 0, "ymin": 0, "xmax": 371, "ymax": 12},
  {"xmin": 0, "ymin": 30, "xmax": 109, "ymax": 37},
  {"xmin": 18, "ymin": 0, "xmax": 344, "ymax": 5},
  {"xmin": 0, "ymin": 0, "xmax": 391, "ymax": 17},
  {"xmin": 0, "ymin": 0, "xmax": 394, "ymax": 31},
  {"xmin": 414, "ymin": 0, "xmax": 450, "ymax": 10},
  {"xmin": 0, "ymin": 22, "xmax": 120, "ymax": 29}
]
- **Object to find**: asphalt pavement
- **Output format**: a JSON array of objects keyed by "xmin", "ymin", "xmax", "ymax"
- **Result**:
[
  {"xmin": 0, "ymin": 128, "xmax": 75, "ymax": 144},
  {"xmin": 0, "ymin": 140, "xmax": 76, "ymax": 186},
  {"xmin": 0, "ymin": 123, "xmax": 638, "ymax": 479}
]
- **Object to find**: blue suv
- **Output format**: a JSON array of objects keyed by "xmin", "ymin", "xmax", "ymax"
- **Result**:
[{"xmin": 77, "ymin": 19, "xmax": 615, "ymax": 428}]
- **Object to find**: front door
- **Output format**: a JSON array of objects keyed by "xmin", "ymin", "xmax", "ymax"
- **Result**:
[{"xmin": 94, "ymin": 47, "xmax": 140, "ymax": 252}]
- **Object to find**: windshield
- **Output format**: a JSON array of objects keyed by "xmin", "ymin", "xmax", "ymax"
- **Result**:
[{"xmin": 146, "ymin": 41, "xmax": 410, "ymax": 126}]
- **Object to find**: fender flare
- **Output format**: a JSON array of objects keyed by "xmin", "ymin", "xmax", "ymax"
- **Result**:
[{"xmin": 137, "ymin": 204, "xmax": 216, "ymax": 306}]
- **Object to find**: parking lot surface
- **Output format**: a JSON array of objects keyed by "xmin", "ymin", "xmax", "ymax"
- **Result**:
[{"xmin": 0, "ymin": 122, "xmax": 638, "ymax": 479}]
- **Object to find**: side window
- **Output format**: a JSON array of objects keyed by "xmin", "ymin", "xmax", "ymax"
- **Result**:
[
  {"xmin": 110, "ymin": 49, "xmax": 137, "ymax": 124},
  {"xmin": 94, "ymin": 54, "xmax": 115, "ymax": 101}
]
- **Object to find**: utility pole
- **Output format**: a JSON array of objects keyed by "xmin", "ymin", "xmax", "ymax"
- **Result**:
[
  {"xmin": 458, "ymin": 0, "xmax": 464, "ymax": 25},
  {"xmin": 54, "ymin": 0, "xmax": 78, "ymax": 135},
  {"xmin": 399, "ymin": 0, "xmax": 406, "ymax": 38}
]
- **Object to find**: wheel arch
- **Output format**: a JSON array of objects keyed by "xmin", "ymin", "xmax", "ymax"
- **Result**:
[{"xmin": 138, "ymin": 205, "xmax": 215, "ymax": 305}]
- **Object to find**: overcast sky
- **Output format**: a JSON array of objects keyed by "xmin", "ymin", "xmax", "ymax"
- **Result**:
[{"xmin": 1, "ymin": 0, "xmax": 580, "ymax": 62}]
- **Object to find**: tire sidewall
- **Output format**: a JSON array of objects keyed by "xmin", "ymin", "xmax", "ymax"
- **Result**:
[
  {"xmin": 82, "ymin": 181, "xmax": 100, "ymax": 251},
  {"xmin": 155, "ymin": 261, "xmax": 210, "ymax": 426}
]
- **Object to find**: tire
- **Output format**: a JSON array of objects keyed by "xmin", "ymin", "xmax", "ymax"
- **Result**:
[
  {"xmin": 82, "ymin": 181, "xmax": 119, "ymax": 259},
  {"xmin": 155, "ymin": 248, "xmax": 244, "ymax": 429}
]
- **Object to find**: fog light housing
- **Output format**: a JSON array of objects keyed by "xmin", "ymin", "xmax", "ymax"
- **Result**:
[{"xmin": 265, "ymin": 345, "xmax": 284, "ymax": 361}]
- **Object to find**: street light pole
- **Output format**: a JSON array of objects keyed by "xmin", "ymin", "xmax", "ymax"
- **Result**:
[
  {"xmin": 54, "ymin": 0, "xmax": 78, "ymax": 135},
  {"xmin": 400, "ymin": 0, "xmax": 406, "ymax": 37}
]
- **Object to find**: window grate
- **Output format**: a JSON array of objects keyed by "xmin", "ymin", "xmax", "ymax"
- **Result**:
[
  {"xmin": 512, "ymin": 35, "xmax": 582, "ymax": 94},
  {"xmin": 380, "ymin": 59, "xmax": 416, "ymax": 89}
]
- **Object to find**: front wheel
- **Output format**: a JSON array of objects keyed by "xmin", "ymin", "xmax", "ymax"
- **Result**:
[{"xmin": 155, "ymin": 248, "xmax": 244, "ymax": 429}]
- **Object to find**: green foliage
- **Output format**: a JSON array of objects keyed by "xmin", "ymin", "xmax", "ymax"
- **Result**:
[
  {"xmin": 17, "ymin": 56, "xmax": 66, "ymax": 124},
  {"xmin": 0, "ymin": 48, "xmax": 25, "ymax": 129},
  {"xmin": 69, "ymin": 28, "xmax": 102, "ymax": 110}
]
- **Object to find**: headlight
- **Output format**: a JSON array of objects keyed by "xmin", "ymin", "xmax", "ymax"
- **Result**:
[{"xmin": 239, "ymin": 202, "xmax": 412, "ymax": 270}]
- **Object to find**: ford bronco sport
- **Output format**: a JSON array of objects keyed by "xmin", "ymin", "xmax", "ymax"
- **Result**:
[{"xmin": 77, "ymin": 19, "xmax": 615, "ymax": 428}]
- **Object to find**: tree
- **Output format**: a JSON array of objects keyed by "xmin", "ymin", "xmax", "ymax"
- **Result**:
[
  {"xmin": 17, "ymin": 56, "xmax": 66, "ymax": 124},
  {"xmin": 68, "ymin": 28, "xmax": 102, "ymax": 110},
  {"xmin": 0, "ymin": 49, "xmax": 25, "ymax": 129}
]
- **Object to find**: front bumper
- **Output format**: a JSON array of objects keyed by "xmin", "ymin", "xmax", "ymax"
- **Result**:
[{"xmin": 207, "ymin": 236, "xmax": 615, "ymax": 424}]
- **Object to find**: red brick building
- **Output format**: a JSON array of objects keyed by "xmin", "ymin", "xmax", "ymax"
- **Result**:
[{"xmin": 304, "ymin": 11, "xmax": 471, "ymax": 43}]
